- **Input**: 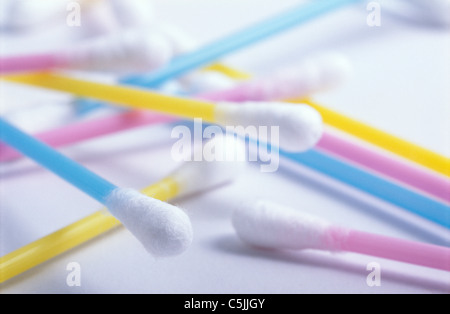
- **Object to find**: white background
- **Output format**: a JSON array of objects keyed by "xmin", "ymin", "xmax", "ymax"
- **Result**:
[{"xmin": 1, "ymin": 0, "xmax": 449, "ymax": 294}]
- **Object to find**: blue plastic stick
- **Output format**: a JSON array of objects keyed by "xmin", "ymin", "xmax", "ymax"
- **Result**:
[
  {"xmin": 123, "ymin": 0, "xmax": 363, "ymax": 87},
  {"xmin": 0, "ymin": 117, "xmax": 116, "ymax": 204},
  {"xmin": 75, "ymin": 0, "xmax": 363, "ymax": 113},
  {"xmin": 283, "ymin": 148, "xmax": 450, "ymax": 229}
]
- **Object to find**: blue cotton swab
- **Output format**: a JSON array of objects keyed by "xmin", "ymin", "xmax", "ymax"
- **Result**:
[{"xmin": 0, "ymin": 117, "xmax": 193, "ymax": 257}]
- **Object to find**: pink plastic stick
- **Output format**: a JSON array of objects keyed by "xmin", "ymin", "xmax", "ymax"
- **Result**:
[
  {"xmin": 0, "ymin": 110, "xmax": 175, "ymax": 161},
  {"xmin": 0, "ymin": 54, "xmax": 69, "ymax": 74},
  {"xmin": 317, "ymin": 132, "xmax": 450, "ymax": 203},
  {"xmin": 337, "ymin": 228, "xmax": 450, "ymax": 271}
]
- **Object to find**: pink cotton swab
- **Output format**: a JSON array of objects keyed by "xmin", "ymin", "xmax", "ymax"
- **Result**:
[
  {"xmin": 232, "ymin": 200, "xmax": 450, "ymax": 271},
  {"xmin": 0, "ymin": 29, "xmax": 173, "ymax": 74}
]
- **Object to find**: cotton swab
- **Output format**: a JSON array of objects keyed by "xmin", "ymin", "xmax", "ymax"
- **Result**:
[
  {"xmin": 0, "ymin": 29, "xmax": 173, "ymax": 74},
  {"xmin": 198, "ymin": 54, "xmax": 353, "ymax": 102},
  {"xmin": 206, "ymin": 64, "xmax": 450, "ymax": 179},
  {"xmin": 232, "ymin": 200, "xmax": 450, "ymax": 271},
  {"xmin": 0, "ymin": 117, "xmax": 193, "ymax": 257},
  {"xmin": 0, "ymin": 135, "xmax": 246, "ymax": 284},
  {"xmin": 3, "ymin": 73, "xmax": 323, "ymax": 153},
  {"xmin": 121, "ymin": 0, "xmax": 364, "ymax": 87}
]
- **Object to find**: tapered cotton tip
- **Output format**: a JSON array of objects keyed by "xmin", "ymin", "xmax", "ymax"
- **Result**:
[
  {"xmin": 171, "ymin": 135, "xmax": 247, "ymax": 198},
  {"xmin": 232, "ymin": 200, "xmax": 345, "ymax": 251},
  {"xmin": 262, "ymin": 53, "xmax": 352, "ymax": 100},
  {"xmin": 180, "ymin": 71, "xmax": 237, "ymax": 94},
  {"xmin": 106, "ymin": 188, "xmax": 193, "ymax": 257},
  {"xmin": 215, "ymin": 102, "xmax": 323, "ymax": 152}
]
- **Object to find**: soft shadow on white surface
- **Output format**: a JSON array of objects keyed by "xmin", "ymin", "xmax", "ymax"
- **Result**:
[{"xmin": 210, "ymin": 234, "xmax": 450, "ymax": 294}]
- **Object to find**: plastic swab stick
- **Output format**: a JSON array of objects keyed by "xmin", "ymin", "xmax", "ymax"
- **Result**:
[
  {"xmin": 0, "ymin": 117, "xmax": 193, "ymax": 257},
  {"xmin": 0, "ymin": 135, "xmax": 246, "ymax": 284},
  {"xmin": 298, "ymin": 98, "xmax": 450, "ymax": 178},
  {"xmin": 281, "ymin": 147, "xmax": 450, "ymax": 229},
  {"xmin": 0, "ymin": 111, "xmax": 176, "ymax": 162},
  {"xmin": 121, "ymin": 0, "xmax": 364, "ymax": 87},
  {"xmin": 3, "ymin": 73, "xmax": 323, "ymax": 153},
  {"xmin": 232, "ymin": 201, "xmax": 450, "ymax": 271}
]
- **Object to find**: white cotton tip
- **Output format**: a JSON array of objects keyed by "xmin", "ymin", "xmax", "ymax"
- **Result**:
[
  {"xmin": 240, "ymin": 53, "xmax": 352, "ymax": 101},
  {"xmin": 214, "ymin": 102, "xmax": 323, "ymax": 152},
  {"xmin": 303, "ymin": 53, "xmax": 353, "ymax": 91},
  {"xmin": 232, "ymin": 200, "xmax": 347, "ymax": 251},
  {"xmin": 63, "ymin": 29, "xmax": 173, "ymax": 74},
  {"xmin": 108, "ymin": 0, "xmax": 155, "ymax": 29},
  {"xmin": 105, "ymin": 188, "xmax": 193, "ymax": 257},
  {"xmin": 180, "ymin": 71, "xmax": 238, "ymax": 94},
  {"xmin": 171, "ymin": 135, "xmax": 247, "ymax": 199}
]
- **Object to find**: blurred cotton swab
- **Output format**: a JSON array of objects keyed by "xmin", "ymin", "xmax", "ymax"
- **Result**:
[
  {"xmin": 0, "ymin": 29, "xmax": 173, "ymax": 74},
  {"xmin": 0, "ymin": 117, "xmax": 193, "ymax": 257},
  {"xmin": 0, "ymin": 135, "xmax": 246, "ymax": 284},
  {"xmin": 4, "ymin": 73, "xmax": 323, "ymax": 153},
  {"xmin": 232, "ymin": 201, "xmax": 450, "ymax": 271},
  {"xmin": 198, "ymin": 54, "xmax": 353, "ymax": 101}
]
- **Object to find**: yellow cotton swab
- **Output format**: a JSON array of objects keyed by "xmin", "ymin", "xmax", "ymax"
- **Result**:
[
  {"xmin": 2, "ymin": 72, "xmax": 323, "ymax": 153},
  {"xmin": 0, "ymin": 135, "xmax": 246, "ymax": 284}
]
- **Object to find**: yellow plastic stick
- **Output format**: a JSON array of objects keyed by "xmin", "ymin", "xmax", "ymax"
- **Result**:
[
  {"xmin": 212, "ymin": 64, "xmax": 450, "ymax": 177},
  {"xmin": 3, "ymin": 73, "xmax": 216, "ymax": 122},
  {"xmin": 203, "ymin": 64, "xmax": 252, "ymax": 80},
  {"xmin": 297, "ymin": 98, "xmax": 450, "ymax": 177},
  {"xmin": 0, "ymin": 177, "xmax": 179, "ymax": 284}
]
